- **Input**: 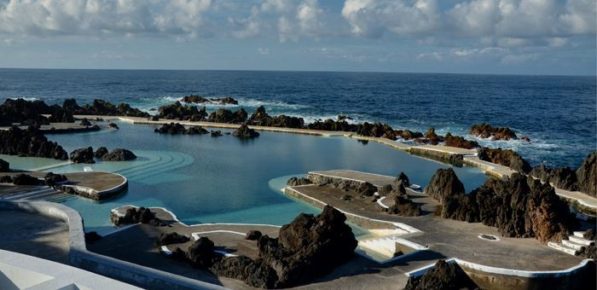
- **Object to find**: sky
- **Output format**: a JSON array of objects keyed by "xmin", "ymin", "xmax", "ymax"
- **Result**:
[{"xmin": 0, "ymin": 0, "xmax": 595, "ymax": 75}]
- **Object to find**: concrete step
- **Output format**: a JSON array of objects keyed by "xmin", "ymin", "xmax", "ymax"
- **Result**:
[
  {"xmin": 569, "ymin": 235, "xmax": 594, "ymax": 246},
  {"xmin": 2, "ymin": 187, "xmax": 54, "ymax": 201},
  {"xmin": 573, "ymin": 231, "xmax": 588, "ymax": 238},
  {"xmin": 547, "ymin": 242, "xmax": 578, "ymax": 256},
  {"xmin": 562, "ymin": 239, "xmax": 585, "ymax": 251}
]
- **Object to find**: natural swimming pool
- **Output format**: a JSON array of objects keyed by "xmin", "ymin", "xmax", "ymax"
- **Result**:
[{"xmin": 3, "ymin": 121, "xmax": 488, "ymax": 233}]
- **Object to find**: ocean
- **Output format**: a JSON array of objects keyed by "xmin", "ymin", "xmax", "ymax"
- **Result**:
[{"xmin": 0, "ymin": 68, "xmax": 595, "ymax": 167}]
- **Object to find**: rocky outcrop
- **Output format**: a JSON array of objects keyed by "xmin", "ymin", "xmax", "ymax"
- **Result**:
[
  {"xmin": 158, "ymin": 232, "xmax": 190, "ymax": 245},
  {"xmin": 157, "ymin": 102, "xmax": 207, "ymax": 121},
  {"xmin": 48, "ymin": 108, "xmax": 75, "ymax": 123},
  {"xmin": 286, "ymin": 177, "xmax": 312, "ymax": 186},
  {"xmin": 444, "ymin": 133, "xmax": 479, "ymax": 149},
  {"xmin": 154, "ymin": 123, "xmax": 208, "ymax": 135},
  {"xmin": 211, "ymin": 256, "xmax": 279, "ymax": 289},
  {"xmin": 44, "ymin": 172, "xmax": 67, "ymax": 186},
  {"xmin": 11, "ymin": 174, "xmax": 44, "ymax": 186},
  {"xmin": 478, "ymin": 147, "xmax": 531, "ymax": 173},
  {"xmin": 387, "ymin": 194, "xmax": 422, "ymax": 216},
  {"xmin": 530, "ymin": 165, "xmax": 578, "ymax": 191},
  {"xmin": 470, "ymin": 123, "xmax": 517, "ymax": 140},
  {"xmin": 208, "ymin": 108, "xmax": 248, "ymax": 124},
  {"xmin": 102, "ymin": 149, "xmax": 137, "ymax": 161},
  {"xmin": 0, "ymin": 126, "xmax": 68, "ymax": 160},
  {"xmin": 405, "ymin": 260, "xmax": 479, "ymax": 290},
  {"xmin": 111, "ymin": 207, "xmax": 162, "ymax": 226},
  {"xmin": 245, "ymin": 230, "xmax": 262, "ymax": 240},
  {"xmin": 420, "ymin": 128, "xmax": 443, "ymax": 145},
  {"xmin": 94, "ymin": 147, "xmax": 108, "ymax": 159},
  {"xmin": 356, "ymin": 122, "xmax": 398, "ymax": 140},
  {"xmin": 425, "ymin": 168, "xmax": 465, "ymax": 202},
  {"xmin": 182, "ymin": 95, "xmax": 238, "ymax": 105},
  {"xmin": 395, "ymin": 172, "xmax": 410, "ymax": 187},
  {"xmin": 441, "ymin": 173, "xmax": 575, "ymax": 243},
  {"xmin": 0, "ymin": 98, "xmax": 51, "ymax": 126},
  {"xmin": 210, "ymin": 130, "xmax": 223, "ymax": 137},
  {"xmin": 0, "ymin": 159, "xmax": 8, "ymax": 172},
  {"xmin": 70, "ymin": 147, "xmax": 95, "ymax": 163},
  {"xmin": 187, "ymin": 237, "xmax": 217, "ymax": 267},
  {"xmin": 63, "ymin": 99, "xmax": 149, "ymax": 117},
  {"xmin": 357, "ymin": 182, "xmax": 377, "ymax": 196},
  {"xmin": 576, "ymin": 152, "xmax": 596, "ymax": 196},
  {"xmin": 248, "ymin": 106, "xmax": 304, "ymax": 128},
  {"xmin": 232, "ymin": 123, "xmax": 259, "ymax": 139}
]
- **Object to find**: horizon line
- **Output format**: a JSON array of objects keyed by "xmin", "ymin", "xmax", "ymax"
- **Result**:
[{"xmin": 0, "ymin": 66, "xmax": 594, "ymax": 78}]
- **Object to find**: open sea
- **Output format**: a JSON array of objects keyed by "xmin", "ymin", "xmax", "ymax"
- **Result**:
[{"xmin": 0, "ymin": 69, "xmax": 595, "ymax": 232}]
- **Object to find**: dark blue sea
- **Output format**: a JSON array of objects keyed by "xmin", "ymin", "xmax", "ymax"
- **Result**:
[{"xmin": 0, "ymin": 68, "xmax": 595, "ymax": 167}]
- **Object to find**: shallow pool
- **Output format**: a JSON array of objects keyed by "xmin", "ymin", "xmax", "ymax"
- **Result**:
[{"xmin": 4, "ymin": 121, "xmax": 487, "ymax": 233}]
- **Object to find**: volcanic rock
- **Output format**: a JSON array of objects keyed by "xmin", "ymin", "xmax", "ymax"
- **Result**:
[
  {"xmin": 79, "ymin": 118, "xmax": 92, "ymax": 126},
  {"xmin": 530, "ymin": 165, "xmax": 578, "ymax": 191},
  {"xmin": 248, "ymin": 106, "xmax": 304, "ymax": 128},
  {"xmin": 159, "ymin": 232, "xmax": 190, "ymax": 245},
  {"xmin": 478, "ymin": 147, "xmax": 531, "ymax": 173},
  {"xmin": 70, "ymin": 147, "xmax": 95, "ymax": 164},
  {"xmin": 357, "ymin": 182, "xmax": 377, "ymax": 196},
  {"xmin": 208, "ymin": 108, "xmax": 248, "ymax": 124},
  {"xmin": 0, "ymin": 176, "xmax": 12, "ymax": 183},
  {"xmin": 0, "ymin": 126, "xmax": 68, "ymax": 160},
  {"xmin": 94, "ymin": 147, "xmax": 109, "ymax": 159},
  {"xmin": 111, "ymin": 207, "xmax": 161, "ymax": 226},
  {"xmin": 0, "ymin": 98, "xmax": 51, "ymax": 126},
  {"xmin": 182, "ymin": 95, "xmax": 238, "ymax": 105},
  {"xmin": 108, "ymin": 122, "xmax": 119, "ymax": 129},
  {"xmin": 210, "ymin": 130, "xmax": 223, "ymax": 137},
  {"xmin": 101, "ymin": 149, "xmax": 137, "ymax": 161},
  {"xmin": 425, "ymin": 168, "xmax": 465, "ymax": 202},
  {"xmin": 44, "ymin": 172, "xmax": 67, "ymax": 186},
  {"xmin": 211, "ymin": 256, "xmax": 278, "ymax": 289},
  {"xmin": 232, "ymin": 123, "xmax": 259, "ymax": 139},
  {"xmin": 470, "ymin": 123, "xmax": 517, "ymax": 140},
  {"xmin": 12, "ymin": 174, "xmax": 43, "ymax": 186},
  {"xmin": 187, "ymin": 237, "xmax": 216, "ymax": 267},
  {"xmin": 405, "ymin": 260, "xmax": 479, "ymax": 290},
  {"xmin": 395, "ymin": 172, "xmax": 410, "ymax": 187},
  {"xmin": 444, "ymin": 133, "xmax": 479, "ymax": 149},
  {"xmin": 387, "ymin": 195, "xmax": 422, "ymax": 216},
  {"xmin": 0, "ymin": 159, "xmax": 8, "ymax": 172},
  {"xmin": 576, "ymin": 152, "xmax": 597, "ymax": 196},
  {"xmin": 245, "ymin": 230, "xmax": 262, "ymax": 240},
  {"xmin": 423, "ymin": 128, "xmax": 442, "ymax": 145},
  {"xmin": 286, "ymin": 177, "xmax": 312, "ymax": 186},
  {"xmin": 64, "ymin": 99, "xmax": 149, "ymax": 117},
  {"xmin": 158, "ymin": 102, "xmax": 207, "ymax": 121}
]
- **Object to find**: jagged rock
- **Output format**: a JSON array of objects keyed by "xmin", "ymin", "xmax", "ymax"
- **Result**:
[
  {"xmin": 232, "ymin": 123, "xmax": 259, "ymax": 139},
  {"xmin": 111, "ymin": 207, "xmax": 161, "ymax": 226},
  {"xmin": 423, "ymin": 128, "xmax": 442, "ymax": 145},
  {"xmin": 0, "ymin": 126, "xmax": 68, "ymax": 160},
  {"xmin": 159, "ymin": 232, "xmax": 190, "ymax": 245},
  {"xmin": 245, "ymin": 230, "xmax": 262, "ymax": 240},
  {"xmin": 79, "ymin": 118, "xmax": 92, "ymax": 126},
  {"xmin": 12, "ymin": 174, "xmax": 43, "ymax": 186},
  {"xmin": 94, "ymin": 147, "xmax": 109, "ymax": 159},
  {"xmin": 182, "ymin": 95, "xmax": 238, "ymax": 105},
  {"xmin": 108, "ymin": 122, "xmax": 119, "ymax": 129},
  {"xmin": 158, "ymin": 102, "xmax": 207, "ymax": 121},
  {"xmin": 307, "ymin": 119, "xmax": 357, "ymax": 132},
  {"xmin": 70, "ymin": 147, "xmax": 95, "ymax": 164},
  {"xmin": 0, "ymin": 159, "xmax": 8, "ymax": 172},
  {"xmin": 286, "ymin": 177, "xmax": 312, "ymax": 186},
  {"xmin": 248, "ymin": 106, "xmax": 304, "ymax": 128},
  {"xmin": 405, "ymin": 260, "xmax": 479, "ymax": 290},
  {"xmin": 576, "ymin": 152, "xmax": 596, "ymax": 197},
  {"xmin": 48, "ymin": 108, "xmax": 75, "ymax": 123},
  {"xmin": 395, "ymin": 172, "xmax": 410, "ymax": 187},
  {"xmin": 442, "ymin": 173, "xmax": 575, "ymax": 243},
  {"xmin": 208, "ymin": 108, "xmax": 248, "ymax": 124},
  {"xmin": 478, "ymin": 147, "xmax": 531, "ymax": 173},
  {"xmin": 444, "ymin": 133, "xmax": 479, "ymax": 149},
  {"xmin": 378, "ymin": 184, "xmax": 394, "ymax": 195},
  {"xmin": 470, "ymin": 123, "xmax": 517, "ymax": 140},
  {"xmin": 530, "ymin": 165, "xmax": 578, "ymax": 191},
  {"xmin": 387, "ymin": 195, "xmax": 422, "ymax": 216},
  {"xmin": 102, "ymin": 149, "xmax": 137, "ymax": 161},
  {"xmin": 0, "ymin": 98, "xmax": 50, "ymax": 126},
  {"xmin": 187, "ymin": 237, "xmax": 216, "ymax": 267},
  {"xmin": 210, "ymin": 130, "xmax": 223, "ymax": 137},
  {"xmin": 44, "ymin": 172, "xmax": 67, "ymax": 186},
  {"xmin": 187, "ymin": 126, "xmax": 209, "ymax": 135},
  {"xmin": 357, "ymin": 182, "xmax": 377, "ymax": 196},
  {"xmin": 425, "ymin": 168, "xmax": 465, "ymax": 202},
  {"xmin": 63, "ymin": 99, "xmax": 149, "ymax": 117}
]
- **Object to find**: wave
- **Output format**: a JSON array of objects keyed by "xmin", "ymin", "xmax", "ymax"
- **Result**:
[{"xmin": 7, "ymin": 97, "xmax": 38, "ymax": 101}]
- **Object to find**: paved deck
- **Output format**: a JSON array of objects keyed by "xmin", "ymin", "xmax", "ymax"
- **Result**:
[{"xmin": 0, "ymin": 209, "xmax": 69, "ymax": 264}]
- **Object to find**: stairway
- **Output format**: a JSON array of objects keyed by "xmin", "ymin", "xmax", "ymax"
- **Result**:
[
  {"xmin": 0, "ymin": 186, "xmax": 62, "ymax": 201},
  {"xmin": 548, "ymin": 231, "xmax": 594, "ymax": 256}
]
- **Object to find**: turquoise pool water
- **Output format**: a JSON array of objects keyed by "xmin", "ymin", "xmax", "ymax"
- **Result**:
[{"xmin": 4, "ymin": 122, "xmax": 487, "ymax": 233}]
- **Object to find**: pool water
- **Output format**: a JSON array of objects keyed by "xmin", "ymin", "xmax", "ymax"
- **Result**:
[{"xmin": 4, "ymin": 121, "xmax": 487, "ymax": 233}]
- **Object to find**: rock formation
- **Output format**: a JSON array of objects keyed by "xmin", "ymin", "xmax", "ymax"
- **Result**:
[
  {"xmin": 187, "ymin": 237, "xmax": 217, "ymax": 267},
  {"xmin": 111, "ymin": 207, "xmax": 162, "ymax": 226},
  {"xmin": 11, "ymin": 174, "xmax": 44, "ymax": 186},
  {"xmin": 44, "ymin": 172, "xmax": 67, "ymax": 186},
  {"xmin": 232, "ymin": 123, "xmax": 259, "ymax": 139},
  {"xmin": 245, "ymin": 230, "xmax": 262, "ymax": 240},
  {"xmin": 154, "ymin": 123, "xmax": 208, "ymax": 135},
  {"xmin": 94, "ymin": 147, "xmax": 109, "ymax": 159},
  {"xmin": 70, "ymin": 147, "xmax": 95, "ymax": 163},
  {"xmin": 387, "ymin": 194, "xmax": 422, "ymax": 216},
  {"xmin": 63, "ymin": 99, "xmax": 149, "ymax": 117},
  {"xmin": 208, "ymin": 108, "xmax": 248, "ymax": 124},
  {"xmin": 444, "ymin": 133, "xmax": 479, "ymax": 149},
  {"xmin": 357, "ymin": 181, "xmax": 377, "ymax": 196},
  {"xmin": 440, "ymin": 173, "xmax": 575, "ymax": 243},
  {"xmin": 421, "ymin": 128, "xmax": 442, "ymax": 145},
  {"xmin": 286, "ymin": 177, "xmax": 312, "ymax": 186},
  {"xmin": 210, "ymin": 130, "xmax": 223, "ymax": 137},
  {"xmin": 157, "ymin": 102, "xmax": 207, "ymax": 121},
  {"xmin": 478, "ymin": 147, "xmax": 531, "ymax": 173},
  {"xmin": 0, "ymin": 126, "xmax": 68, "ymax": 160},
  {"xmin": 0, "ymin": 159, "xmax": 8, "ymax": 172},
  {"xmin": 425, "ymin": 168, "xmax": 465, "ymax": 202},
  {"xmin": 470, "ymin": 123, "xmax": 517, "ymax": 140},
  {"xmin": 576, "ymin": 152, "xmax": 596, "ymax": 196},
  {"xmin": 102, "ymin": 149, "xmax": 137, "ymax": 161},
  {"xmin": 182, "ymin": 95, "xmax": 238, "ymax": 105},
  {"xmin": 0, "ymin": 98, "xmax": 51, "ymax": 126},
  {"xmin": 530, "ymin": 165, "xmax": 578, "ymax": 191},
  {"xmin": 248, "ymin": 106, "xmax": 304, "ymax": 128},
  {"xmin": 395, "ymin": 172, "xmax": 410, "ymax": 187},
  {"xmin": 158, "ymin": 232, "xmax": 190, "ymax": 245},
  {"xmin": 405, "ymin": 260, "xmax": 479, "ymax": 290}
]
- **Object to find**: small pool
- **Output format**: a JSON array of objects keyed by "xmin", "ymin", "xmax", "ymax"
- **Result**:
[{"xmin": 3, "ymin": 121, "xmax": 488, "ymax": 233}]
